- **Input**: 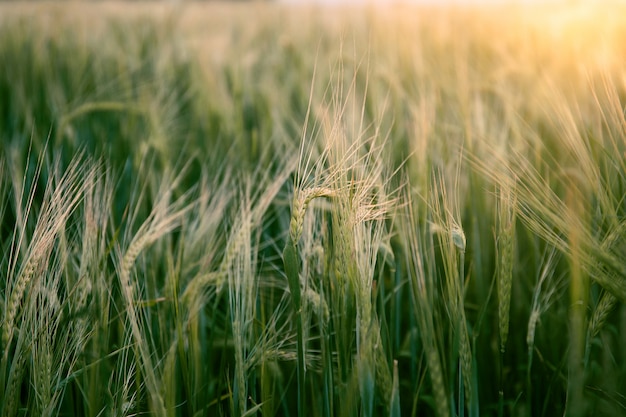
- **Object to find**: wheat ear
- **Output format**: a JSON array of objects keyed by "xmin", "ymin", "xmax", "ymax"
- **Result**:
[
  {"xmin": 3, "ymin": 328, "xmax": 30, "ymax": 417},
  {"xmin": 589, "ymin": 290, "xmax": 617, "ymax": 339},
  {"xmin": 497, "ymin": 184, "xmax": 516, "ymax": 353}
]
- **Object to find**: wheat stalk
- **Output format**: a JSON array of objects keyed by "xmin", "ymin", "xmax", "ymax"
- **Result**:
[
  {"xmin": 404, "ymin": 193, "xmax": 450, "ymax": 417},
  {"xmin": 115, "ymin": 170, "xmax": 191, "ymax": 417},
  {"xmin": 527, "ymin": 247, "xmax": 562, "ymax": 373}
]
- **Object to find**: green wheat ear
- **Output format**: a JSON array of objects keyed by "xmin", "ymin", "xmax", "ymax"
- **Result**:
[{"xmin": 497, "ymin": 185, "xmax": 516, "ymax": 354}]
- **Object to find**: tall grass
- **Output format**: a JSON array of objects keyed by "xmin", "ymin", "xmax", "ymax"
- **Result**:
[{"xmin": 1, "ymin": 2, "xmax": 626, "ymax": 416}]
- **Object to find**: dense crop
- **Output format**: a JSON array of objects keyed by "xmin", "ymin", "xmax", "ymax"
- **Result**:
[{"xmin": 1, "ymin": 2, "xmax": 625, "ymax": 416}]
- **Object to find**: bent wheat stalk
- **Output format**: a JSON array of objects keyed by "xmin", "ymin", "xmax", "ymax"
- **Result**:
[{"xmin": 283, "ymin": 186, "xmax": 335, "ymax": 417}]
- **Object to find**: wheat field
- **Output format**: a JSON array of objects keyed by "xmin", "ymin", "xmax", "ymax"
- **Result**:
[{"xmin": 1, "ymin": 1, "xmax": 625, "ymax": 416}]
